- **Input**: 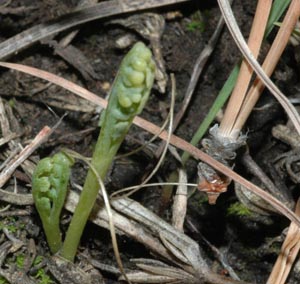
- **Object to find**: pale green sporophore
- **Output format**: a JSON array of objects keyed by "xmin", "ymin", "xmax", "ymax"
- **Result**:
[
  {"xmin": 60, "ymin": 42, "xmax": 156, "ymax": 261},
  {"xmin": 32, "ymin": 152, "xmax": 74, "ymax": 253}
]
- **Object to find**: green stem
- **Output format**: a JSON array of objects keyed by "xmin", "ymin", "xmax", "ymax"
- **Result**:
[
  {"xmin": 43, "ymin": 218, "xmax": 62, "ymax": 253},
  {"xmin": 60, "ymin": 134, "xmax": 118, "ymax": 261}
]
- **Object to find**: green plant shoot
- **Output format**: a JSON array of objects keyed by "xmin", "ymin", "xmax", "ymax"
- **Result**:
[
  {"xmin": 32, "ymin": 152, "xmax": 74, "ymax": 253},
  {"xmin": 61, "ymin": 42, "xmax": 156, "ymax": 261}
]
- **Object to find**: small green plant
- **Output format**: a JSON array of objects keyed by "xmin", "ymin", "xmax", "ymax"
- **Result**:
[
  {"xmin": 32, "ymin": 152, "xmax": 74, "ymax": 253},
  {"xmin": 227, "ymin": 202, "xmax": 252, "ymax": 217},
  {"xmin": 32, "ymin": 42, "xmax": 155, "ymax": 262}
]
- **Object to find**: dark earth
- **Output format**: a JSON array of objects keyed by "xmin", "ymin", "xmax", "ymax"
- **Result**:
[{"xmin": 0, "ymin": 0, "xmax": 300, "ymax": 283}]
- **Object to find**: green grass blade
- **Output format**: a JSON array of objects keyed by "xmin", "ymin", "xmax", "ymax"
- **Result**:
[
  {"xmin": 265, "ymin": 0, "xmax": 291, "ymax": 37},
  {"xmin": 181, "ymin": 64, "xmax": 240, "ymax": 164}
]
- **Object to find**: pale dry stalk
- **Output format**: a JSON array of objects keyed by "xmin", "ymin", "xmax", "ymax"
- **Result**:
[
  {"xmin": 267, "ymin": 198, "xmax": 300, "ymax": 284},
  {"xmin": 219, "ymin": 0, "xmax": 300, "ymax": 136},
  {"xmin": 230, "ymin": 0, "xmax": 300, "ymax": 136},
  {"xmin": 219, "ymin": 0, "xmax": 272, "ymax": 138}
]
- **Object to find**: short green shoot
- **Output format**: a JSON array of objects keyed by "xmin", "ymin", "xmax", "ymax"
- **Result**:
[{"xmin": 32, "ymin": 152, "xmax": 74, "ymax": 254}]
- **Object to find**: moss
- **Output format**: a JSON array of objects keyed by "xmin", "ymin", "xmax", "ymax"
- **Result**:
[
  {"xmin": 16, "ymin": 254, "xmax": 25, "ymax": 269},
  {"xmin": 186, "ymin": 20, "xmax": 205, "ymax": 32},
  {"xmin": 227, "ymin": 202, "xmax": 252, "ymax": 217},
  {"xmin": 34, "ymin": 267, "xmax": 54, "ymax": 284},
  {"xmin": 0, "ymin": 217, "xmax": 18, "ymax": 233},
  {"xmin": 186, "ymin": 10, "xmax": 206, "ymax": 32}
]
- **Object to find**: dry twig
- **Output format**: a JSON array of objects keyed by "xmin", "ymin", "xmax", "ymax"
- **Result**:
[
  {"xmin": 0, "ymin": 126, "xmax": 52, "ymax": 188},
  {"xmin": 0, "ymin": 0, "xmax": 191, "ymax": 60}
]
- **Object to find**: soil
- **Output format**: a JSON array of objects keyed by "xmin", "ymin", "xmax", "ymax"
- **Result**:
[{"xmin": 1, "ymin": 1, "xmax": 300, "ymax": 284}]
